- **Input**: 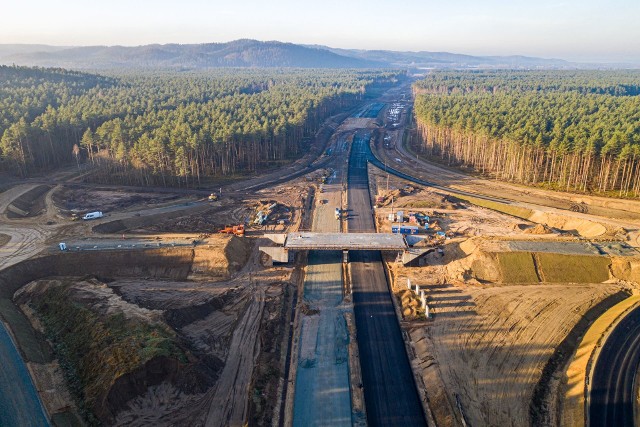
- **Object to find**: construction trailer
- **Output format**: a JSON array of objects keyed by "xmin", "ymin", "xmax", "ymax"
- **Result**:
[{"xmin": 391, "ymin": 224, "xmax": 419, "ymax": 235}]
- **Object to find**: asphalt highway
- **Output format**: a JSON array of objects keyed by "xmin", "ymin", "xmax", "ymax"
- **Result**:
[
  {"xmin": 365, "ymin": 137, "xmax": 511, "ymax": 204},
  {"xmin": 347, "ymin": 131, "xmax": 426, "ymax": 426},
  {"xmin": 589, "ymin": 305, "xmax": 640, "ymax": 427}
]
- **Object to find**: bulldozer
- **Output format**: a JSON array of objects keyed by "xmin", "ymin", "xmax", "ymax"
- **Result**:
[{"xmin": 218, "ymin": 224, "xmax": 245, "ymax": 237}]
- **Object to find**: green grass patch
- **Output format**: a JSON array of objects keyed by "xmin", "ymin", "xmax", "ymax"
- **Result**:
[
  {"xmin": 456, "ymin": 195, "xmax": 534, "ymax": 219},
  {"xmin": 496, "ymin": 252, "xmax": 540, "ymax": 283},
  {"xmin": 535, "ymin": 253, "xmax": 611, "ymax": 283}
]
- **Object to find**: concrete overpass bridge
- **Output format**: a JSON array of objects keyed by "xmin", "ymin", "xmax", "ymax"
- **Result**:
[{"xmin": 260, "ymin": 232, "xmax": 431, "ymax": 265}]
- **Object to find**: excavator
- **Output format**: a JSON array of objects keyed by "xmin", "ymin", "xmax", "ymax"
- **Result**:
[{"xmin": 218, "ymin": 224, "xmax": 245, "ymax": 236}]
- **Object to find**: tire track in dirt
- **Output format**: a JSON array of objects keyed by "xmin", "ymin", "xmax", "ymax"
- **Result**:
[
  {"xmin": 422, "ymin": 283, "xmax": 629, "ymax": 426},
  {"xmin": 205, "ymin": 287, "xmax": 265, "ymax": 426}
]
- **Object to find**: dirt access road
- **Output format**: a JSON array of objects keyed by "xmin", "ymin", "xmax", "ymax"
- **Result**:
[
  {"xmin": 0, "ymin": 185, "xmax": 55, "ymax": 426},
  {"xmin": 0, "ymin": 184, "xmax": 57, "ymax": 270}
]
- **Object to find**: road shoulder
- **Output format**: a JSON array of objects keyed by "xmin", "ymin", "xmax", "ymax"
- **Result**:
[{"xmin": 561, "ymin": 293, "xmax": 640, "ymax": 426}]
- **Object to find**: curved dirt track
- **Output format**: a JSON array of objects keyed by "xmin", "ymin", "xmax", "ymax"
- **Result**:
[{"xmin": 0, "ymin": 185, "xmax": 54, "ymax": 426}]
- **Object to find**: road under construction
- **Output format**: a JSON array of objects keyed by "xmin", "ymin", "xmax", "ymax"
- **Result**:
[
  {"xmin": 284, "ymin": 107, "xmax": 428, "ymax": 425},
  {"xmin": 346, "ymin": 131, "xmax": 427, "ymax": 425},
  {"xmin": 3, "ymin": 79, "xmax": 640, "ymax": 427}
]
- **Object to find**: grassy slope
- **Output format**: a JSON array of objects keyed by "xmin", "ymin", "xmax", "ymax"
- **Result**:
[{"xmin": 31, "ymin": 284, "xmax": 185, "ymax": 422}]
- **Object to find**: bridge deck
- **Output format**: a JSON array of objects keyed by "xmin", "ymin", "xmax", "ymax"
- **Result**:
[{"xmin": 284, "ymin": 232, "xmax": 407, "ymax": 251}]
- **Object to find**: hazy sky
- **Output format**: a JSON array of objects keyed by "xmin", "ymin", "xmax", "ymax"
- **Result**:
[{"xmin": 1, "ymin": 0, "xmax": 639, "ymax": 62}]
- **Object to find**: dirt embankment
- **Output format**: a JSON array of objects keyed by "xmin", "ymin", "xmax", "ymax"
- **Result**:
[
  {"xmin": 5, "ymin": 185, "xmax": 51, "ymax": 218},
  {"xmin": 16, "ymin": 278, "xmax": 219, "ymax": 424},
  {"xmin": 0, "ymin": 236, "xmax": 250, "ymax": 422},
  {"xmin": 446, "ymin": 238, "xmax": 640, "ymax": 284},
  {"xmin": 386, "ymin": 236, "xmax": 640, "ymax": 426}
]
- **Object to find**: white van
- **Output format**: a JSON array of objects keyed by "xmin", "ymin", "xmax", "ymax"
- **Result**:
[{"xmin": 82, "ymin": 211, "xmax": 104, "ymax": 220}]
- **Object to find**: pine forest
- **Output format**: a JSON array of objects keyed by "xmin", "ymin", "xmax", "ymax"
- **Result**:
[
  {"xmin": 413, "ymin": 70, "xmax": 640, "ymax": 197},
  {"xmin": 0, "ymin": 66, "xmax": 399, "ymax": 186}
]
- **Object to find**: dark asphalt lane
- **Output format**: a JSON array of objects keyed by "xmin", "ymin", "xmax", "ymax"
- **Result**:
[
  {"xmin": 0, "ymin": 323, "xmax": 49, "ymax": 427},
  {"xmin": 348, "ymin": 131, "xmax": 426, "ymax": 426},
  {"xmin": 589, "ymin": 305, "xmax": 640, "ymax": 427},
  {"xmin": 364, "ymin": 136, "xmax": 511, "ymax": 204}
]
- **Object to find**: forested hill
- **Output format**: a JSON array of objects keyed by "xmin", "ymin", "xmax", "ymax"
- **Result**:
[
  {"xmin": 0, "ymin": 40, "xmax": 385, "ymax": 69},
  {"xmin": 413, "ymin": 70, "xmax": 640, "ymax": 197},
  {"xmin": 306, "ymin": 46, "xmax": 572, "ymax": 69},
  {"xmin": 0, "ymin": 65, "xmax": 400, "ymax": 185},
  {"xmin": 0, "ymin": 40, "xmax": 587, "ymax": 70}
]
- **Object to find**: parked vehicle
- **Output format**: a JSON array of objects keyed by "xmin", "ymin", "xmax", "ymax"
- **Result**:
[
  {"xmin": 82, "ymin": 211, "xmax": 103, "ymax": 220},
  {"xmin": 335, "ymin": 208, "xmax": 340, "ymax": 219}
]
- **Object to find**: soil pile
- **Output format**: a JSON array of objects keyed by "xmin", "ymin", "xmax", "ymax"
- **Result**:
[
  {"xmin": 523, "ymin": 223, "xmax": 553, "ymax": 234},
  {"xmin": 16, "ymin": 279, "xmax": 219, "ymax": 424},
  {"xmin": 528, "ymin": 211, "xmax": 607, "ymax": 237},
  {"xmin": 190, "ymin": 235, "xmax": 251, "ymax": 279}
]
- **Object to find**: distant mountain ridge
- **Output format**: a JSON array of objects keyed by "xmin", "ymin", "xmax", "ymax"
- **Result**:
[
  {"xmin": 0, "ymin": 40, "xmax": 384, "ymax": 69},
  {"xmin": 305, "ymin": 45, "xmax": 572, "ymax": 68},
  {"xmin": 0, "ymin": 39, "xmax": 582, "ymax": 69}
]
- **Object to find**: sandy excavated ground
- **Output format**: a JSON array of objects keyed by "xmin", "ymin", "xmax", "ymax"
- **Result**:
[
  {"xmin": 16, "ymin": 240, "xmax": 294, "ymax": 426},
  {"xmin": 373, "ymin": 172, "xmax": 640, "ymax": 426},
  {"xmin": 0, "ymin": 176, "xmax": 312, "ymax": 426},
  {"xmin": 404, "ymin": 281, "xmax": 631, "ymax": 426},
  {"xmin": 369, "ymin": 166, "xmax": 543, "ymax": 245}
]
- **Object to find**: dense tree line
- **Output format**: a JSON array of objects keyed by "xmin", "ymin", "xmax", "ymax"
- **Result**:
[
  {"xmin": 413, "ymin": 70, "xmax": 640, "ymax": 197},
  {"xmin": 0, "ymin": 66, "xmax": 399, "ymax": 185}
]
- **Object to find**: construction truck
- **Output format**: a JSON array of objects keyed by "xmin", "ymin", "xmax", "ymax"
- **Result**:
[
  {"xmin": 208, "ymin": 193, "xmax": 219, "ymax": 202},
  {"xmin": 218, "ymin": 224, "xmax": 245, "ymax": 236}
]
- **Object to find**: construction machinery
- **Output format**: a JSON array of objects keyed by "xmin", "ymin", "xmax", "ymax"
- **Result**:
[
  {"xmin": 208, "ymin": 193, "xmax": 219, "ymax": 202},
  {"xmin": 218, "ymin": 224, "xmax": 245, "ymax": 236}
]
